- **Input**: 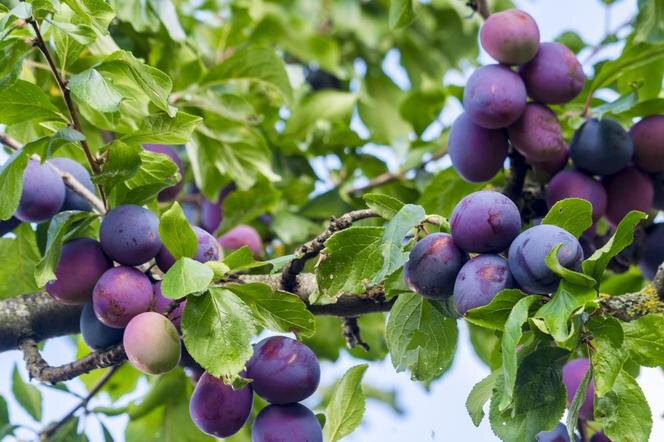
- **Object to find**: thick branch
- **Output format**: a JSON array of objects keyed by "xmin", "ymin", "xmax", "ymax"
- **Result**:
[
  {"xmin": 281, "ymin": 209, "xmax": 379, "ymax": 291},
  {"xmin": 600, "ymin": 264, "xmax": 664, "ymax": 321}
]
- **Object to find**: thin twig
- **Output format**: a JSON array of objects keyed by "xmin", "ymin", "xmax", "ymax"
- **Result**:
[
  {"xmin": 0, "ymin": 133, "xmax": 22, "ymax": 150},
  {"xmin": 39, "ymin": 366, "xmax": 120, "ymax": 440}
]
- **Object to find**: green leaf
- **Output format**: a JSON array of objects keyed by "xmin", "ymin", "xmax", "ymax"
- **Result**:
[
  {"xmin": 316, "ymin": 226, "xmax": 384, "ymax": 299},
  {"xmin": 95, "ymin": 140, "xmax": 141, "ymax": 189},
  {"xmin": 595, "ymin": 370, "xmax": 652, "ymax": 442},
  {"xmin": 418, "ymin": 168, "xmax": 487, "ymax": 217},
  {"xmin": 12, "ymin": 365, "xmax": 42, "ymax": 421},
  {"xmin": 0, "ymin": 149, "xmax": 30, "ymax": 220},
  {"xmin": 120, "ymin": 112, "xmax": 202, "ymax": 145},
  {"xmin": 465, "ymin": 289, "xmax": 528, "ymax": 331},
  {"xmin": 588, "ymin": 316, "xmax": 627, "ymax": 396},
  {"xmin": 500, "ymin": 295, "xmax": 540, "ymax": 408},
  {"xmin": 545, "ymin": 244, "xmax": 596, "ymax": 287},
  {"xmin": 363, "ymin": 193, "xmax": 405, "ymax": 219},
  {"xmin": 0, "ymin": 395, "xmax": 7, "ymax": 427},
  {"xmin": 634, "ymin": 0, "xmax": 664, "ymax": 43},
  {"xmin": 358, "ymin": 71, "xmax": 410, "ymax": 145},
  {"xmin": 0, "ymin": 224, "xmax": 40, "ymax": 299},
  {"xmin": 399, "ymin": 87, "xmax": 446, "ymax": 135},
  {"xmin": 323, "ymin": 364, "xmax": 368, "ymax": 442},
  {"xmin": 372, "ymin": 204, "xmax": 426, "ymax": 283},
  {"xmin": 226, "ymin": 283, "xmax": 316, "ymax": 338},
  {"xmin": 466, "ymin": 370, "xmax": 500, "ymax": 427},
  {"xmin": 148, "ymin": 0, "xmax": 186, "ymax": 41},
  {"xmin": 0, "ymin": 80, "xmax": 64, "ymax": 125},
  {"xmin": 389, "ymin": 0, "xmax": 416, "ymax": 29},
  {"xmin": 161, "ymin": 258, "xmax": 214, "ymax": 300},
  {"xmin": 532, "ymin": 280, "xmax": 596, "ymax": 343},
  {"xmin": 221, "ymin": 247, "xmax": 263, "ymax": 272},
  {"xmin": 489, "ymin": 348, "xmax": 568, "ymax": 442},
  {"xmin": 123, "ymin": 149, "xmax": 180, "ymax": 204},
  {"xmin": 591, "ymin": 42, "xmax": 664, "ymax": 91},
  {"xmin": 582, "ymin": 211, "xmax": 648, "ymax": 280},
  {"xmin": 385, "ymin": 293, "xmax": 458, "ymax": 381},
  {"xmin": 215, "ymin": 180, "xmax": 280, "ymax": 232},
  {"xmin": 69, "ymin": 68, "xmax": 122, "ymax": 113},
  {"xmin": 284, "ymin": 90, "xmax": 357, "ymax": 138},
  {"xmin": 61, "ymin": 0, "xmax": 115, "ymax": 33},
  {"xmin": 182, "ymin": 288, "xmax": 256, "ymax": 379},
  {"xmin": 158, "ymin": 202, "xmax": 197, "ymax": 260},
  {"xmin": 541, "ymin": 198, "xmax": 593, "ymax": 238},
  {"xmin": 566, "ymin": 361, "xmax": 592, "ymax": 440},
  {"xmin": 622, "ymin": 314, "xmax": 664, "ymax": 367},
  {"xmin": 34, "ymin": 211, "xmax": 92, "ymax": 287},
  {"xmin": 204, "ymin": 47, "xmax": 293, "ymax": 104}
]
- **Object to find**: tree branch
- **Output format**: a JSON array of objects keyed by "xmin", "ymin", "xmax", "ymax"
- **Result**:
[
  {"xmin": 280, "ymin": 209, "xmax": 379, "ymax": 292},
  {"xmin": 600, "ymin": 264, "xmax": 664, "ymax": 321}
]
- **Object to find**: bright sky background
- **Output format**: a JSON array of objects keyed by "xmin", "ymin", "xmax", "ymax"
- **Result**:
[{"xmin": 2, "ymin": 1, "xmax": 663, "ymax": 441}]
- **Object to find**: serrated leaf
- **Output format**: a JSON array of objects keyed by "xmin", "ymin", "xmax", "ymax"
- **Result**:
[
  {"xmin": 182, "ymin": 288, "xmax": 256, "ymax": 379},
  {"xmin": 466, "ymin": 370, "xmax": 500, "ymax": 427},
  {"xmin": 588, "ymin": 316, "xmax": 627, "ymax": 396},
  {"xmin": 0, "ymin": 80, "xmax": 64, "ymax": 125},
  {"xmin": 372, "ymin": 204, "xmax": 425, "ymax": 283},
  {"xmin": 545, "ymin": 244, "xmax": 596, "ymax": 287},
  {"xmin": 161, "ymin": 258, "xmax": 213, "ymax": 300},
  {"xmin": 226, "ymin": 282, "xmax": 316, "ymax": 338},
  {"xmin": 465, "ymin": 289, "xmax": 528, "ymax": 331},
  {"xmin": 0, "ymin": 224, "xmax": 40, "ymax": 299},
  {"xmin": 12, "ymin": 365, "xmax": 42, "ymax": 421},
  {"xmin": 418, "ymin": 168, "xmax": 487, "ymax": 217},
  {"xmin": 316, "ymin": 226, "xmax": 384, "ymax": 298},
  {"xmin": 69, "ymin": 69, "xmax": 122, "ymax": 113},
  {"xmin": 596, "ymin": 370, "xmax": 652, "ymax": 442},
  {"xmin": 541, "ymin": 198, "xmax": 593, "ymax": 238},
  {"xmin": 363, "ymin": 193, "xmax": 405, "ymax": 219},
  {"xmin": 591, "ymin": 42, "xmax": 664, "ymax": 91},
  {"xmin": 622, "ymin": 314, "xmax": 664, "ymax": 367},
  {"xmin": 0, "ymin": 149, "xmax": 30, "ymax": 221},
  {"xmin": 221, "ymin": 247, "xmax": 262, "ymax": 272},
  {"xmin": 61, "ymin": 0, "xmax": 114, "ymax": 33},
  {"xmin": 385, "ymin": 293, "xmax": 457, "ymax": 381},
  {"xmin": 582, "ymin": 211, "xmax": 648, "ymax": 280},
  {"xmin": 158, "ymin": 202, "xmax": 196, "ymax": 260},
  {"xmin": 323, "ymin": 364, "xmax": 368, "ymax": 442},
  {"xmin": 120, "ymin": 112, "xmax": 201, "ymax": 145},
  {"xmin": 95, "ymin": 140, "xmax": 141, "ymax": 188}
]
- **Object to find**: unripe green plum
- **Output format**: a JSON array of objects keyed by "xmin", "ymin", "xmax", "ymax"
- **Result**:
[{"xmin": 123, "ymin": 311, "xmax": 181, "ymax": 375}]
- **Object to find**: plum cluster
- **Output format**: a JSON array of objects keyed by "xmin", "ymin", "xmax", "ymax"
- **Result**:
[
  {"xmin": 404, "ymin": 190, "xmax": 584, "ymax": 312},
  {"xmin": 450, "ymin": 9, "xmax": 584, "ymax": 183},
  {"xmin": 536, "ymin": 358, "xmax": 611, "ymax": 441},
  {"xmin": 190, "ymin": 336, "xmax": 323, "ymax": 442}
]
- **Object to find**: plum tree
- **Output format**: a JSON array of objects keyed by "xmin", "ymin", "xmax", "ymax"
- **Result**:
[
  {"xmin": 603, "ymin": 166, "xmax": 654, "ymax": 226},
  {"xmin": 45, "ymin": 238, "xmax": 112, "ymax": 305},
  {"xmin": 462, "ymin": 64, "xmax": 527, "ymax": 129},
  {"xmin": 450, "ymin": 190, "xmax": 521, "ymax": 253},
  {"xmin": 189, "ymin": 372, "xmax": 253, "ymax": 438},
  {"xmin": 448, "ymin": 112, "xmax": 509, "ymax": 183},
  {"xmin": 536, "ymin": 423, "xmax": 575, "ymax": 442},
  {"xmin": 546, "ymin": 169, "xmax": 607, "ymax": 221},
  {"xmin": 508, "ymin": 224, "xmax": 583, "ymax": 294},
  {"xmin": 479, "ymin": 9, "xmax": 539, "ymax": 65},
  {"xmin": 155, "ymin": 225, "xmax": 221, "ymax": 271},
  {"xmin": 218, "ymin": 224, "xmax": 263, "ymax": 257},
  {"xmin": 246, "ymin": 336, "xmax": 320, "ymax": 404},
  {"xmin": 79, "ymin": 301, "xmax": 124, "ymax": 350},
  {"xmin": 252, "ymin": 403, "xmax": 323, "ymax": 442},
  {"xmin": 152, "ymin": 281, "xmax": 186, "ymax": 328},
  {"xmin": 518, "ymin": 42, "xmax": 585, "ymax": 104},
  {"xmin": 15, "ymin": 160, "xmax": 65, "ymax": 223},
  {"xmin": 143, "ymin": 144, "xmax": 185, "ymax": 202},
  {"xmin": 507, "ymin": 103, "xmax": 566, "ymax": 161},
  {"xmin": 639, "ymin": 223, "xmax": 664, "ymax": 280},
  {"xmin": 562, "ymin": 358, "xmax": 594, "ymax": 421},
  {"xmin": 48, "ymin": 157, "xmax": 95, "ymax": 211},
  {"xmin": 453, "ymin": 254, "xmax": 514, "ymax": 314},
  {"xmin": 92, "ymin": 266, "xmax": 154, "ymax": 328},
  {"xmin": 569, "ymin": 118, "xmax": 634, "ymax": 176},
  {"xmin": 630, "ymin": 115, "xmax": 664, "ymax": 173},
  {"xmin": 99, "ymin": 204, "xmax": 162, "ymax": 266},
  {"xmin": 403, "ymin": 233, "xmax": 468, "ymax": 299},
  {"xmin": 123, "ymin": 311, "xmax": 181, "ymax": 375}
]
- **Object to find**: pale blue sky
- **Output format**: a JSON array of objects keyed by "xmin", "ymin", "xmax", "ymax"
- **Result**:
[{"xmin": 3, "ymin": 1, "xmax": 663, "ymax": 441}]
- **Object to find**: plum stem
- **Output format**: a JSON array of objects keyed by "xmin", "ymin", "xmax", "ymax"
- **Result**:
[{"xmin": 38, "ymin": 365, "xmax": 120, "ymax": 440}]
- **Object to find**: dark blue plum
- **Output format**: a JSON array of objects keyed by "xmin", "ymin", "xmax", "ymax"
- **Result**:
[
  {"xmin": 190, "ymin": 372, "xmax": 253, "ymax": 438},
  {"xmin": 403, "ymin": 233, "xmax": 468, "ymax": 299},
  {"xmin": 448, "ymin": 113, "xmax": 509, "ymax": 183},
  {"xmin": 639, "ymin": 223, "xmax": 664, "ymax": 280},
  {"xmin": 546, "ymin": 169, "xmax": 607, "ymax": 222},
  {"xmin": 80, "ymin": 301, "xmax": 124, "ymax": 350},
  {"xmin": 15, "ymin": 160, "xmax": 65, "ymax": 223},
  {"xmin": 563, "ymin": 358, "xmax": 594, "ymax": 420},
  {"xmin": 590, "ymin": 432, "xmax": 612, "ymax": 442},
  {"xmin": 454, "ymin": 255, "xmax": 514, "ymax": 314},
  {"xmin": 569, "ymin": 118, "xmax": 634, "ymax": 176},
  {"xmin": 0, "ymin": 217, "xmax": 21, "ymax": 236},
  {"xmin": 536, "ymin": 423, "xmax": 575, "ymax": 442},
  {"xmin": 603, "ymin": 166, "xmax": 654, "ymax": 226},
  {"xmin": 630, "ymin": 115, "xmax": 664, "ymax": 173},
  {"xmin": 507, "ymin": 224, "xmax": 583, "ymax": 294},
  {"xmin": 49, "ymin": 157, "xmax": 95, "ymax": 211},
  {"xmin": 450, "ymin": 190, "xmax": 521, "ymax": 253},
  {"xmin": 99, "ymin": 204, "xmax": 161, "ymax": 266},
  {"xmin": 246, "ymin": 336, "xmax": 320, "ymax": 404},
  {"xmin": 252, "ymin": 403, "xmax": 323, "ymax": 442}
]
